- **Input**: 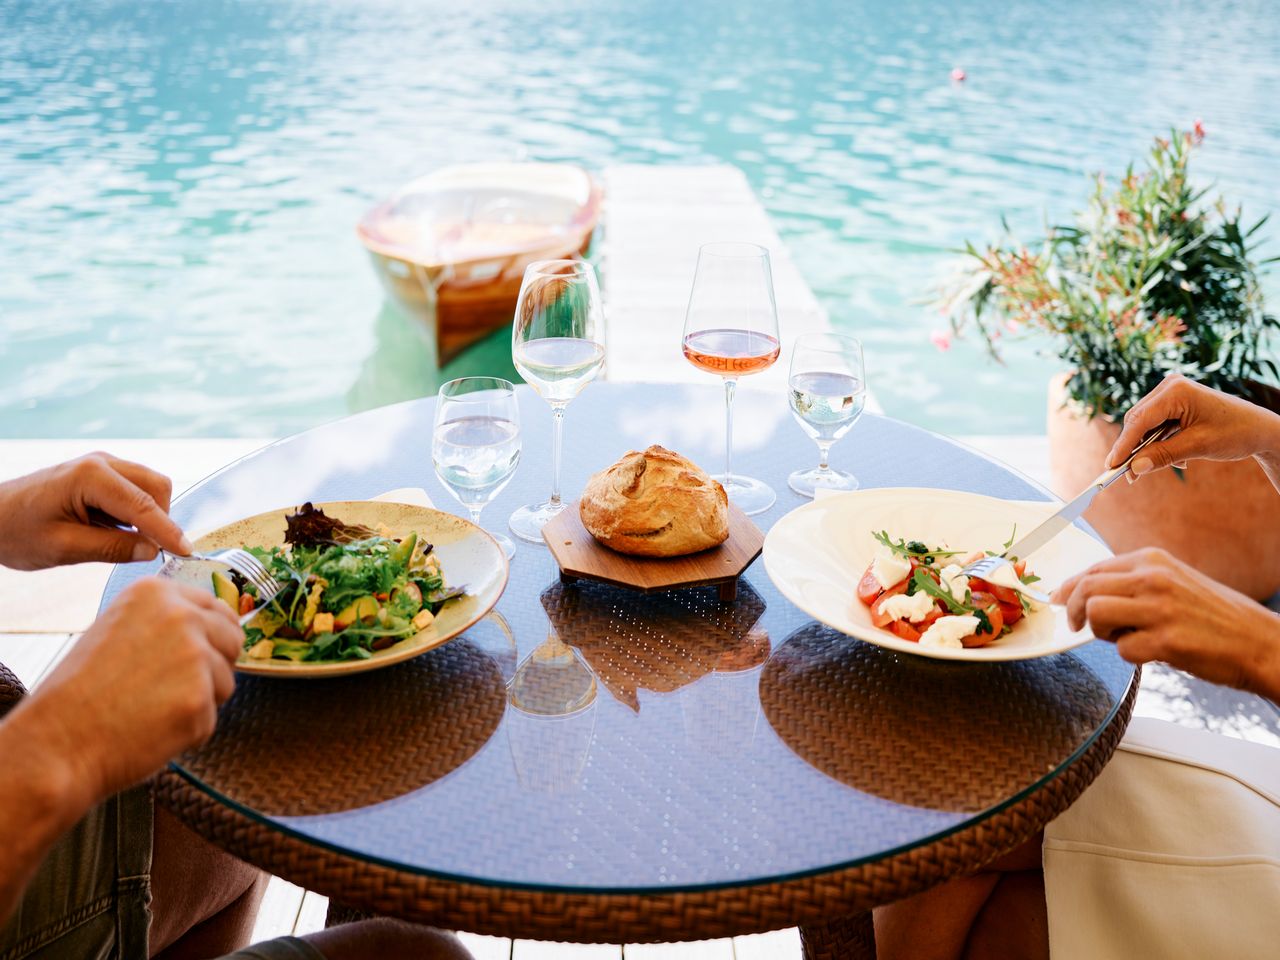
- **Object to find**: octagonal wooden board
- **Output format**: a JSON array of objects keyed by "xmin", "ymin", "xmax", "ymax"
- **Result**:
[{"xmin": 543, "ymin": 500, "xmax": 764, "ymax": 600}]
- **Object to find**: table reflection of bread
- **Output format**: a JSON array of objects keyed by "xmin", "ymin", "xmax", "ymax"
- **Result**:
[
  {"xmin": 541, "ymin": 580, "xmax": 768, "ymax": 712},
  {"xmin": 579, "ymin": 445, "xmax": 729, "ymax": 557}
]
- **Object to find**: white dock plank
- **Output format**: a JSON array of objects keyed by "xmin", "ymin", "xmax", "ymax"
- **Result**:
[
  {"xmin": 733, "ymin": 929, "xmax": 803, "ymax": 959},
  {"xmin": 514, "ymin": 941, "xmax": 619, "ymax": 958},
  {"xmin": 250, "ymin": 877, "xmax": 307, "ymax": 945},
  {"xmin": 600, "ymin": 165, "xmax": 828, "ymax": 390},
  {"xmin": 293, "ymin": 891, "xmax": 330, "ymax": 936},
  {"xmin": 0, "ymin": 634, "xmax": 71, "ymax": 689},
  {"xmin": 0, "ymin": 438, "xmax": 272, "ymax": 489},
  {"xmin": 457, "ymin": 933, "xmax": 513, "ymax": 960},
  {"xmin": 623, "ymin": 941, "xmax": 734, "ymax": 959}
]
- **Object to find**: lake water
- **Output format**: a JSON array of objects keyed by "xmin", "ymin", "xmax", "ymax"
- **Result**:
[{"xmin": 2, "ymin": 0, "xmax": 1277, "ymax": 438}]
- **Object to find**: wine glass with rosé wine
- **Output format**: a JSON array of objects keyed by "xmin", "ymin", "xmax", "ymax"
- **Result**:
[
  {"xmin": 681, "ymin": 242, "xmax": 781, "ymax": 515},
  {"xmin": 509, "ymin": 260, "xmax": 606, "ymax": 544}
]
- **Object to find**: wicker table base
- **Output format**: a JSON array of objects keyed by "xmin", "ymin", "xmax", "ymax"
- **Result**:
[{"xmin": 153, "ymin": 674, "xmax": 1135, "ymax": 956}]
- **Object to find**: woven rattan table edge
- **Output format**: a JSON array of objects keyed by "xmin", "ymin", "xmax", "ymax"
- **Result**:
[{"xmin": 152, "ymin": 669, "xmax": 1138, "ymax": 944}]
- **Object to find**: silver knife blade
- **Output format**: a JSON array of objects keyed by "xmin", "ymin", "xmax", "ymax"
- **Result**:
[
  {"xmin": 1003, "ymin": 418, "xmax": 1180, "ymax": 561},
  {"xmin": 1004, "ymin": 489, "xmax": 1096, "ymax": 561}
]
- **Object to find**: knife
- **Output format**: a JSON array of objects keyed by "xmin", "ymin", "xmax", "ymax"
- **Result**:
[{"xmin": 1005, "ymin": 419, "xmax": 1181, "ymax": 561}]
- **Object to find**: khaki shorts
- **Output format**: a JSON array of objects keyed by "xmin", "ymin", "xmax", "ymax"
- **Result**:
[{"xmin": 0, "ymin": 784, "xmax": 322, "ymax": 960}]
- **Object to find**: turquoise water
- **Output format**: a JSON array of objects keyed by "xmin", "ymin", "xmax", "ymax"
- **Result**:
[{"xmin": 2, "ymin": 0, "xmax": 1277, "ymax": 438}]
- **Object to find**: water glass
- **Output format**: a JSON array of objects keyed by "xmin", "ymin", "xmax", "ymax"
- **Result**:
[
  {"xmin": 787, "ymin": 333, "xmax": 866, "ymax": 497},
  {"xmin": 433, "ymin": 377, "xmax": 521, "ymax": 558},
  {"xmin": 509, "ymin": 260, "xmax": 606, "ymax": 544},
  {"xmin": 681, "ymin": 242, "xmax": 781, "ymax": 516}
]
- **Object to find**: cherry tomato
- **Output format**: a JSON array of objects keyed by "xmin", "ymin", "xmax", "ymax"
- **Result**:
[
  {"xmin": 870, "ymin": 582, "xmax": 909, "ymax": 627},
  {"xmin": 969, "ymin": 577, "xmax": 1020, "ymax": 607},
  {"xmin": 857, "ymin": 563, "xmax": 883, "ymax": 606},
  {"xmin": 889, "ymin": 620, "xmax": 921, "ymax": 642},
  {"xmin": 1014, "ymin": 560, "xmax": 1027, "ymax": 578},
  {"xmin": 998, "ymin": 599, "xmax": 1023, "ymax": 626},
  {"xmin": 961, "ymin": 590, "xmax": 1004, "ymax": 648}
]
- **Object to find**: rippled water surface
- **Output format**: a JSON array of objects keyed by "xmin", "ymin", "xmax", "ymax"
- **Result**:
[{"xmin": 2, "ymin": 0, "xmax": 1278, "ymax": 437}]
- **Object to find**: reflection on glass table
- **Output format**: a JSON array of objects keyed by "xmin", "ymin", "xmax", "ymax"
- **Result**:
[
  {"xmin": 678, "ymin": 624, "xmax": 770, "ymax": 757},
  {"xmin": 541, "ymin": 578, "xmax": 767, "ymax": 712},
  {"xmin": 759, "ymin": 622, "xmax": 1115, "ymax": 813},
  {"xmin": 178, "ymin": 640, "xmax": 507, "ymax": 816},
  {"xmin": 506, "ymin": 628, "xmax": 598, "ymax": 793}
]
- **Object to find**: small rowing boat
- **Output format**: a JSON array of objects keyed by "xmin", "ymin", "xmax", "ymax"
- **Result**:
[{"xmin": 358, "ymin": 163, "xmax": 601, "ymax": 365}]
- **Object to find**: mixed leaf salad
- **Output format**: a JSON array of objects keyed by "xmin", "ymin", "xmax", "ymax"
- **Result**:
[
  {"xmin": 855, "ymin": 529, "xmax": 1041, "ymax": 649},
  {"xmin": 213, "ymin": 503, "xmax": 466, "ymax": 663}
]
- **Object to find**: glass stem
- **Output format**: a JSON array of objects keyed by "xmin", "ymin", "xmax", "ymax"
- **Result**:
[
  {"xmin": 467, "ymin": 504, "xmax": 484, "ymax": 529},
  {"xmin": 817, "ymin": 441, "xmax": 833, "ymax": 471},
  {"xmin": 550, "ymin": 405, "xmax": 566, "ymax": 506},
  {"xmin": 723, "ymin": 377, "xmax": 737, "ymax": 480}
]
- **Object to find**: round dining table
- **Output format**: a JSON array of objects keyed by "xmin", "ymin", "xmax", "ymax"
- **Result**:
[{"xmin": 103, "ymin": 382, "xmax": 1139, "ymax": 959}]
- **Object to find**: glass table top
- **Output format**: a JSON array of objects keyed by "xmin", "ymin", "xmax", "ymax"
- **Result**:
[{"xmin": 103, "ymin": 383, "xmax": 1136, "ymax": 893}]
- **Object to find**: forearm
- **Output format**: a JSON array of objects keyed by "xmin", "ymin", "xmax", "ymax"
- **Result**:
[
  {"xmin": 1240, "ymin": 609, "xmax": 1280, "ymax": 707},
  {"xmin": 1256, "ymin": 451, "xmax": 1280, "ymax": 496},
  {"xmin": 0, "ymin": 696, "xmax": 99, "ymax": 926}
]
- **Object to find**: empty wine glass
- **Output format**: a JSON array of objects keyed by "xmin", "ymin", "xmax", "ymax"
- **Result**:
[
  {"xmin": 509, "ymin": 260, "xmax": 606, "ymax": 544},
  {"xmin": 786, "ymin": 333, "xmax": 866, "ymax": 497},
  {"xmin": 681, "ymin": 242, "xmax": 781, "ymax": 516},
  {"xmin": 433, "ymin": 377, "xmax": 521, "ymax": 558}
]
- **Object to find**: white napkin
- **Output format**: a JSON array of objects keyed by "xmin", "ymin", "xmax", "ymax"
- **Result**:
[{"xmin": 371, "ymin": 487, "xmax": 436, "ymax": 509}]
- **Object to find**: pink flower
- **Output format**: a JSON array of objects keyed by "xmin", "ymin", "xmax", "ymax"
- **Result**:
[
  {"xmin": 1193, "ymin": 118, "xmax": 1206, "ymax": 143},
  {"xmin": 930, "ymin": 330, "xmax": 952, "ymax": 351}
]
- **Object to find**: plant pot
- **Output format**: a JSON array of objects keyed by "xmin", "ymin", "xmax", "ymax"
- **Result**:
[{"xmin": 1047, "ymin": 373, "xmax": 1280, "ymax": 601}]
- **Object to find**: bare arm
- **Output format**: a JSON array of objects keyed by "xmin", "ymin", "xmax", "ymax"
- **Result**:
[{"xmin": 0, "ymin": 580, "xmax": 240, "ymax": 926}]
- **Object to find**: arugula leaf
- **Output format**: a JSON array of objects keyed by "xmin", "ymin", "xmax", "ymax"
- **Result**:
[
  {"xmin": 873, "ymin": 530, "xmax": 962, "ymax": 563},
  {"xmin": 910, "ymin": 568, "xmax": 967, "ymax": 614},
  {"xmin": 910, "ymin": 568, "xmax": 995, "ymax": 635}
]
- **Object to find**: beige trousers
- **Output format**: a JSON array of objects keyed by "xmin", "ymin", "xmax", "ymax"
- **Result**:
[{"xmin": 1044, "ymin": 717, "xmax": 1280, "ymax": 958}]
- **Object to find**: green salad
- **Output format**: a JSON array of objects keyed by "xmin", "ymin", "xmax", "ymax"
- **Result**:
[{"xmin": 213, "ymin": 503, "xmax": 466, "ymax": 663}]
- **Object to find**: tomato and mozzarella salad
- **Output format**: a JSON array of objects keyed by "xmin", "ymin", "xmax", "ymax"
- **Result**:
[{"xmin": 856, "ymin": 530, "xmax": 1042, "ymax": 649}]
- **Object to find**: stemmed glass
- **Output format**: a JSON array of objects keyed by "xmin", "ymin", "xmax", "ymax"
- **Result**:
[
  {"xmin": 681, "ymin": 242, "xmax": 781, "ymax": 515},
  {"xmin": 432, "ymin": 377, "xmax": 522, "ymax": 559},
  {"xmin": 786, "ymin": 332, "xmax": 866, "ymax": 497},
  {"xmin": 509, "ymin": 260, "xmax": 606, "ymax": 544}
]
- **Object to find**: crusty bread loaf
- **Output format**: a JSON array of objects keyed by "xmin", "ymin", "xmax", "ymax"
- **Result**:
[{"xmin": 579, "ymin": 445, "xmax": 729, "ymax": 557}]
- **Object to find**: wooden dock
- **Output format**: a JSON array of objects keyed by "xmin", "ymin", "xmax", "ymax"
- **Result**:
[{"xmin": 601, "ymin": 165, "xmax": 833, "ymax": 391}]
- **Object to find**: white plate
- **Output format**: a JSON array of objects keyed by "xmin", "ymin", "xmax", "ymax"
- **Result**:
[
  {"xmin": 763, "ymin": 488, "xmax": 1111, "ymax": 662},
  {"xmin": 169, "ymin": 500, "xmax": 508, "ymax": 677}
]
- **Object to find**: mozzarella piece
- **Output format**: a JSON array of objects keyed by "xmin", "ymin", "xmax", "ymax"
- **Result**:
[
  {"xmin": 877, "ymin": 590, "xmax": 936, "ymax": 623},
  {"xmin": 870, "ymin": 549, "xmax": 912, "ymax": 590},
  {"xmin": 919, "ymin": 615, "xmax": 980, "ymax": 649},
  {"xmin": 938, "ymin": 563, "xmax": 969, "ymax": 596}
]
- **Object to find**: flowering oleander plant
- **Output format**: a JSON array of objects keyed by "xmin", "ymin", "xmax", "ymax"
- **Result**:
[{"xmin": 940, "ymin": 126, "xmax": 1279, "ymax": 420}]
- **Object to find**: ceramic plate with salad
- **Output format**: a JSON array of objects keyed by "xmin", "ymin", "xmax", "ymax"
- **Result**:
[
  {"xmin": 171, "ymin": 500, "xmax": 508, "ymax": 677},
  {"xmin": 762, "ymin": 488, "xmax": 1112, "ymax": 662}
]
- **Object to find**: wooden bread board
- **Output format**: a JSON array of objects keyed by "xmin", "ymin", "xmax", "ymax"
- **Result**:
[{"xmin": 542, "ymin": 501, "xmax": 764, "ymax": 600}]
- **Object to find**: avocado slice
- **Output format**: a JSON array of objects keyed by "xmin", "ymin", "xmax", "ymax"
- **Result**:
[
  {"xmin": 334, "ymin": 595, "xmax": 379, "ymax": 630},
  {"xmin": 389, "ymin": 532, "xmax": 418, "ymax": 568},
  {"xmin": 211, "ymin": 570, "xmax": 239, "ymax": 613}
]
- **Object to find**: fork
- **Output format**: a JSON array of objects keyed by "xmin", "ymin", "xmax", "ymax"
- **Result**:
[
  {"xmin": 161, "ymin": 547, "xmax": 286, "ymax": 621},
  {"xmin": 962, "ymin": 418, "xmax": 1181, "ymax": 603},
  {"xmin": 87, "ymin": 509, "xmax": 286, "ymax": 620}
]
